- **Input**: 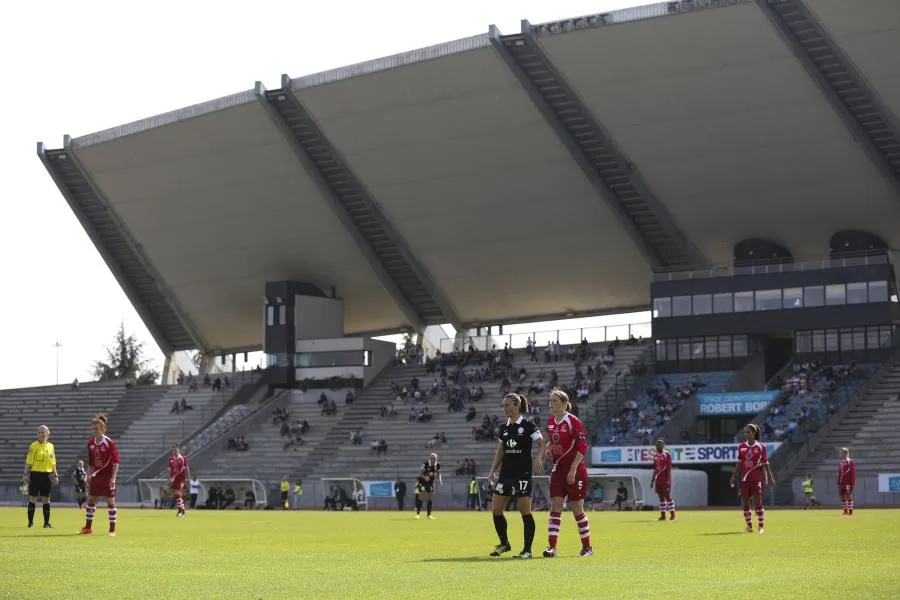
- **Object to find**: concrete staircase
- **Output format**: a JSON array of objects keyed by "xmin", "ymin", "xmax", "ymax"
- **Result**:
[
  {"xmin": 115, "ymin": 385, "xmax": 229, "ymax": 479},
  {"xmin": 300, "ymin": 365, "xmax": 430, "ymax": 479},
  {"xmin": 105, "ymin": 386, "xmax": 170, "ymax": 439},
  {"xmin": 0, "ymin": 382, "xmax": 128, "ymax": 479},
  {"xmin": 200, "ymin": 389, "xmax": 346, "ymax": 482},
  {"xmin": 797, "ymin": 362, "xmax": 900, "ymax": 475}
]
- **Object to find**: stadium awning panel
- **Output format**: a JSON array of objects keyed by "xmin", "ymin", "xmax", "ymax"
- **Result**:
[
  {"xmin": 536, "ymin": 0, "xmax": 900, "ymax": 265},
  {"xmin": 40, "ymin": 0, "xmax": 900, "ymax": 352},
  {"xmin": 291, "ymin": 37, "xmax": 651, "ymax": 326},
  {"xmin": 806, "ymin": 0, "xmax": 900, "ymax": 121},
  {"xmin": 70, "ymin": 93, "xmax": 409, "ymax": 351}
]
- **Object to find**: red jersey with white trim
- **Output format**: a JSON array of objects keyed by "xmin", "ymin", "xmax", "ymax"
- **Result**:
[
  {"xmin": 168, "ymin": 454, "xmax": 188, "ymax": 481},
  {"xmin": 838, "ymin": 458, "xmax": 856, "ymax": 487},
  {"xmin": 546, "ymin": 413, "xmax": 588, "ymax": 474},
  {"xmin": 738, "ymin": 441, "xmax": 768, "ymax": 483},
  {"xmin": 87, "ymin": 435, "xmax": 119, "ymax": 480},
  {"xmin": 653, "ymin": 450, "xmax": 672, "ymax": 481}
]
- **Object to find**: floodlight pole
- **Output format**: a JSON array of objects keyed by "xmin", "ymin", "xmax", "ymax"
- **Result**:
[{"xmin": 53, "ymin": 341, "xmax": 63, "ymax": 385}]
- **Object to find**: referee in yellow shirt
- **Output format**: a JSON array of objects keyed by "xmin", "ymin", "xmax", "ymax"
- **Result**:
[{"xmin": 24, "ymin": 425, "xmax": 59, "ymax": 528}]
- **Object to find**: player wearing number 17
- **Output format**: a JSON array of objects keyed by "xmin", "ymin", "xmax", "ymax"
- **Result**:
[
  {"xmin": 486, "ymin": 394, "xmax": 545, "ymax": 559},
  {"xmin": 544, "ymin": 389, "xmax": 593, "ymax": 558}
]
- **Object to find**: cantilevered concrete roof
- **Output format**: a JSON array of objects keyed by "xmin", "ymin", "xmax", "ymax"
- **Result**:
[{"xmin": 39, "ymin": 0, "xmax": 900, "ymax": 354}]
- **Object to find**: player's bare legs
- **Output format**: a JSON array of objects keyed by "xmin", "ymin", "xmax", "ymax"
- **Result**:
[
  {"xmin": 545, "ymin": 497, "xmax": 592, "ymax": 557},
  {"xmin": 489, "ymin": 493, "xmax": 512, "ymax": 556},
  {"xmin": 545, "ymin": 496, "xmax": 563, "ymax": 556},
  {"xmin": 174, "ymin": 488, "xmax": 186, "ymax": 516},
  {"xmin": 568, "ymin": 498, "xmax": 592, "ymax": 557},
  {"xmin": 107, "ymin": 498, "xmax": 118, "ymax": 535},
  {"xmin": 80, "ymin": 494, "xmax": 96, "ymax": 534},
  {"xmin": 752, "ymin": 494, "xmax": 765, "ymax": 533},
  {"xmin": 514, "ymin": 496, "xmax": 535, "ymax": 558}
]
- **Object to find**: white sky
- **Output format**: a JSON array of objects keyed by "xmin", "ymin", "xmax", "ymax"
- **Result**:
[{"xmin": 0, "ymin": 0, "xmax": 649, "ymax": 389}]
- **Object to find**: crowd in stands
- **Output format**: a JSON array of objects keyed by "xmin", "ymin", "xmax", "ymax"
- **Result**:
[
  {"xmin": 760, "ymin": 361, "xmax": 870, "ymax": 443},
  {"xmin": 226, "ymin": 436, "xmax": 249, "ymax": 451},
  {"xmin": 272, "ymin": 406, "xmax": 311, "ymax": 450},
  {"xmin": 169, "ymin": 397, "xmax": 193, "ymax": 415},
  {"xmin": 602, "ymin": 372, "xmax": 733, "ymax": 446},
  {"xmin": 176, "ymin": 371, "xmax": 234, "ymax": 392},
  {"xmin": 375, "ymin": 337, "xmax": 647, "ymax": 462},
  {"xmin": 454, "ymin": 458, "xmax": 477, "ymax": 475}
]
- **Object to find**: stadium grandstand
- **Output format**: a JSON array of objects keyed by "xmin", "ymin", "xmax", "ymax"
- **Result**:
[{"xmin": 5, "ymin": 0, "xmax": 900, "ymax": 511}]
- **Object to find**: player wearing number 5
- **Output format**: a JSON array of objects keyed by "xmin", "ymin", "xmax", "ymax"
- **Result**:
[
  {"xmin": 24, "ymin": 425, "xmax": 60, "ymax": 529},
  {"xmin": 487, "ymin": 394, "xmax": 545, "ymax": 558},
  {"xmin": 544, "ymin": 389, "xmax": 593, "ymax": 557}
]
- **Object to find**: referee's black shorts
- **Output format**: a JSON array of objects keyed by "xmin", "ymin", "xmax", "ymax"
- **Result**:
[{"xmin": 28, "ymin": 472, "xmax": 52, "ymax": 498}]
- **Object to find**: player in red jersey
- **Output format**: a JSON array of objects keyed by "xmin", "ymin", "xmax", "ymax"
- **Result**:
[
  {"xmin": 650, "ymin": 438, "xmax": 676, "ymax": 521},
  {"xmin": 838, "ymin": 447, "xmax": 856, "ymax": 516},
  {"xmin": 80, "ymin": 414, "xmax": 120, "ymax": 536},
  {"xmin": 542, "ymin": 389, "xmax": 593, "ymax": 558},
  {"xmin": 168, "ymin": 444, "xmax": 191, "ymax": 517},
  {"xmin": 729, "ymin": 424, "xmax": 773, "ymax": 534}
]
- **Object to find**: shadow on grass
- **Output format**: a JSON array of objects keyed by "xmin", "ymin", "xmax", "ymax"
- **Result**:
[
  {"xmin": 420, "ymin": 555, "xmax": 578, "ymax": 563},
  {"xmin": 0, "ymin": 532, "xmax": 76, "ymax": 538},
  {"xmin": 699, "ymin": 531, "xmax": 746, "ymax": 536}
]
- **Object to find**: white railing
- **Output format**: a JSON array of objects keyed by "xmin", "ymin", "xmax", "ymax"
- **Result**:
[{"xmin": 439, "ymin": 322, "xmax": 651, "ymax": 354}]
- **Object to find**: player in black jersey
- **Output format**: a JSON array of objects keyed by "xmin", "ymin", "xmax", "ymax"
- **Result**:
[
  {"xmin": 487, "ymin": 393, "xmax": 545, "ymax": 558},
  {"xmin": 416, "ymin": 453, "xmax": 442, "ymax": 519},
  {"xmin": 71, "ymin": 459, "xmax": 87, "ymax": 510}
]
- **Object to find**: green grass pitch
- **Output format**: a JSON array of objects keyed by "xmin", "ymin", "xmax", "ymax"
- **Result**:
[{"xmin": 1, "ymin": 506, "xmax": 898, "ymax": 599}]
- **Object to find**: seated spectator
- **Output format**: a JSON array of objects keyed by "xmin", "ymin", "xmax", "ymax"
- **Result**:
[
  {"xmin": 72, "ymin": 378, "xmax": 80, "ymax": 391},
  {"xmin": 237, "ymin": 436, "xmax": 249, "ymax": 451},
  {"xmin": 170, "ymin": 400, "xmax": 181, "ymax": 415},
  {"xmin": 465, "ymin": 405, "xmax": 477, "ymax": 421},
  {"xmin": 180, "ymin": 398, "xmax": 193, "ymax": 412},
  {"xmin": 227, "ymin": 437, "xmax": 238, "ymax": 451},
  {"xmin": 345, "ymin": 390, "xmax": 355, "ymax": 405}
]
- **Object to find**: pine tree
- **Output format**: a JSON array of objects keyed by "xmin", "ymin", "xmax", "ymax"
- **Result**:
[{"xmin": 91, "ymin": 323, "xmax": 159, "ymax": 384}]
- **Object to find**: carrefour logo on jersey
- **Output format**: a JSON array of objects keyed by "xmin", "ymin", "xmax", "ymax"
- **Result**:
[{"xmin": 591, "ymin": 443, "xmax": 782, "ymax": 465}]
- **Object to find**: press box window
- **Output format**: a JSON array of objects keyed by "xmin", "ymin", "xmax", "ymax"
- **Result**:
[
  {"xmin": 653, "ymin": 297, "xmax": 672, "ymax": 318},
  {"xmin": 846, "ymin": 282, "xmax": 867, "ymax": 304},
  {"xmin": 692, "ymin": 294, "xmax": 712, "ymax": 315},
  {"xmin": 734, "ymin": 291, "xmax": 754, "ymax": 312},
  {"xmin": 713, "ymin": 293, "xmax": 733, "ymax": 314},
  {"xmin": 783, "ymin": 288, "xmax": 802, "ymax": 309},
  {"xmin": 825, "ymin": 284, "xmax": 846, "ymax": 306},
  {"xmin": 755, "ymin": 289, "xmax": 781, "ymax": 311},
  {"xmin": 868, "ymin": 281, "xmax": 888, "ymax": 302},
  {"xmin": 672, "ymin": 296, "xmax": 692, "ymax": 317},
  {"xmin": 804, "ymin": 286, "xmax": 824, "ymax": 307}
]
